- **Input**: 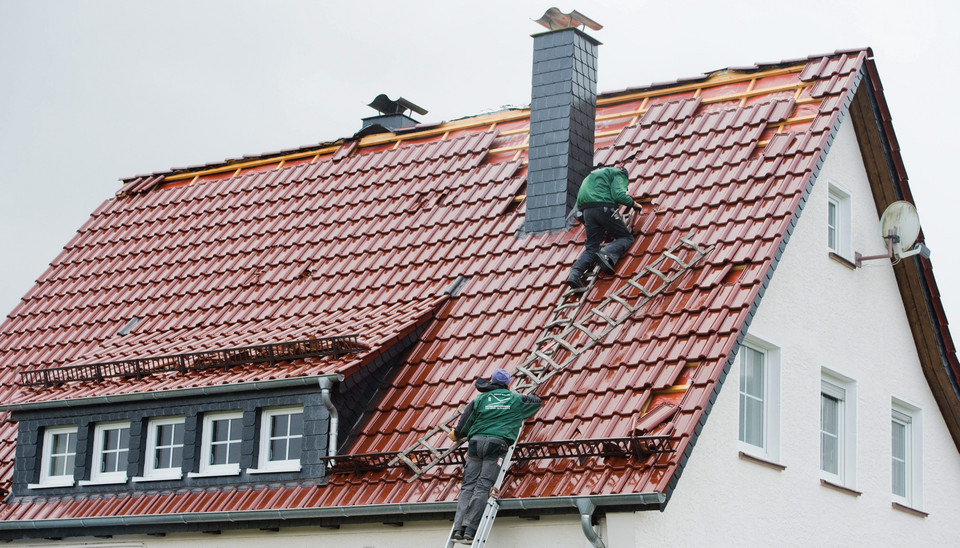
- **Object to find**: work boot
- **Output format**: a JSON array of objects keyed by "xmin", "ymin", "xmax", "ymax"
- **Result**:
[
  {"xmin": 462, "ymin": 529, "xmax": 476, "ymax": 542},
  {"xmin": 452, "ymin": 529, "xmax": 464, "ymax": 540},
  {"xmin": 596, "ymin": 253, "xmax": 616, "ymax": 275},
  {"xmin": 566, "ymin": 270, "xmax": 586, "ymax": 289}
]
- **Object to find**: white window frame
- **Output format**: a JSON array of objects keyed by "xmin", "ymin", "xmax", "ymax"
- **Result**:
[
  {"xmin": 737, "ymin": 336, "xmax": 781, "ymax": 463},
  {"xmin": 249, "ymin": 406, "xmax": 304, "ymax": 474},
  {"xmin": 190, "ymin": 411, "xmax": 244, "ymax": 477},
  {"xmin": 29, "ymin": 425, "xmax": 78, "ymax": 489},
  {"xmin": 81, "ymin": 421, "xmax": 131, "ymax": 485},
  {"xmin": 820, "ymin": 369, "xmax": 857, "ymax": 488},
  {"xmin": 134, "ymin": 416, "xmax": 186, "ymax": 482},
  {"xmin": 891, "ymin": 397, "xmax": 923, "ymax": 509},
  {"xmin": 827, "ymin": 183, "xmax": 852, "ymax": 259}
]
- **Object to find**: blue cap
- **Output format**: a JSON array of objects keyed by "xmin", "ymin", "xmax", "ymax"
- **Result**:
[{"xmin": 491, "ymin": 369, "xmax": 511, "ymax": 386}]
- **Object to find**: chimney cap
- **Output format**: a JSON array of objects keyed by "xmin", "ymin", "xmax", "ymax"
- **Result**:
[
  {"xmin": 534, "ymin": 8, "xmax": 602, "ymax": 31},
  {"xmin": 368, "ymin": 94, "xmax": 428, "ymax": 117}
]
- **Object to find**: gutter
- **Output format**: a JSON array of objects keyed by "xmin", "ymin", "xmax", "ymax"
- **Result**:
[
  {"xmin": 0, "ymin": 374, "xmax": 345, "ymax": 413},
  {"xmin": 0, "ymin": 493, "xmax": 664, "ymax": 532}
]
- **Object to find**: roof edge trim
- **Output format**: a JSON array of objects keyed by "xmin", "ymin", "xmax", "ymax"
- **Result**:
[
  {"xmin": 1, "ymin": 374, "xmax": 345, "ymax": 413},
  {"xmin": 0, "ymin": 493, "xmax": 664, "ymax": 532}
]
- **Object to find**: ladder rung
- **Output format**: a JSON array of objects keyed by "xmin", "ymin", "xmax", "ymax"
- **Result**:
[
  {"xmin": 662, "ymin": 251, "xmax": 689, "ymax": 269},
  {"xmin": 626, "ymin": 278, "xmax": 657, "ymax": 297},
  {"xmin": 644, "ymin": 265, "xmax": 670, "ymax": 284},
  {"xmin": 571, "ymin": 321, "xmax": 601, "ymax": 342},
  {"xmin": 589, "ymin": 307, "xmax": 619, "ymax": 326},
  {"xmin": 607, "ymin": 293, "xmax": 637, "ymax": 313}
]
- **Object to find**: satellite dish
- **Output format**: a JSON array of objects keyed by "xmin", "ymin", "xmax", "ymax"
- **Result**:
[{"xmin": 879, "ymin": 201, "xmax": 921, "ymax": 258}]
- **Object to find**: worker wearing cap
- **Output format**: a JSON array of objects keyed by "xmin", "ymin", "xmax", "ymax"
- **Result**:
[
  {"xmin": 567, "ymin": 164, "xmax": 643, "ymax": 289},
  {"xmin": 448, "ymin": 369, "xmax": 542, "ymax": 542}
]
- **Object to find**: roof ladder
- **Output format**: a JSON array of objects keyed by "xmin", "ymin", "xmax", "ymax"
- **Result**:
[{"xmin": 391, "ymin": 231, "xmax": 712, "ymax": 482}]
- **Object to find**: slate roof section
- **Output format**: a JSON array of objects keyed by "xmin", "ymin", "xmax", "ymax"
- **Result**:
[{"xmin": 0, "ymin": 49, "xmax": 954, "ymax": 530}]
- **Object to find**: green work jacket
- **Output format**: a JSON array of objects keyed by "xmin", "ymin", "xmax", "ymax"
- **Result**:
[{"xmin": 576, "ymin": 166, "xmax": 634, "ymax": 208}]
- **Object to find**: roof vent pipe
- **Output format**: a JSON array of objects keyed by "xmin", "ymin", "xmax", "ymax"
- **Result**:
[{"xmin": 523, "ymin": 10, "xmax": 601, "ymax": 235}]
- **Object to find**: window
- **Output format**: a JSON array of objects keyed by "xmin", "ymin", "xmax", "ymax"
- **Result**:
[
  {"xmin": 892, "ymin": 398, "xmax": 923, "ymax": 508},
  {"xmin": 83, "ymin": 421, "xmax": 131, "ymax": 484},
  {"xmin": 820, "ymin": 370, "xmax": 856, "ymax": 487},
  {"xmin": 737, "ymin": 338, "xmax": 781, "ymax": 462},
  {"xmin": 137, "ymin": 416, "xmax": 185, "ymax": 481},
  {"xmin": 31, "ymin": 425, "xmax": 78, "ymax": 488},
  {"xmin": 827, "ymin": 184, "xmax": 852, "ymax": 258},
  {"xmin": 193, "ymin": 411, "xmax": 244, "ymax": 477},
  {"xmin": 252, "ymin": 406, "xmax": 304, "ymax": 473}
]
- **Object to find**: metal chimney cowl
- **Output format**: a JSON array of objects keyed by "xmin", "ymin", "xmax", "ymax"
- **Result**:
[
  {"xmin": 361, "ymin": 94, "xmax": 427, "ymax": 132},
  {"xmin": 524, "ymin": 27, "xmax": 600, "ymax": 235}
]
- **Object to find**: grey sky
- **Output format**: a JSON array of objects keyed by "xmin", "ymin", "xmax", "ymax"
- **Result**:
[{"xmin": 2, "ymin": 1, "xmax": 958, "ymax": 334}]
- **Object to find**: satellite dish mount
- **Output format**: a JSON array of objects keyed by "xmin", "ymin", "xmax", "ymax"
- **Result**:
[{"xmin": 855, "ymin": 201, "xmax": 930, "ymax": 267}]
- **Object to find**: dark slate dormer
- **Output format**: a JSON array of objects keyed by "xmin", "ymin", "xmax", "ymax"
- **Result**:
[
  {"xmin": 524, "ymin": 14, "xmax": 601, "ymax": 235},
  {"xmin": 361, "ymin": 94, "xmax": 427, "ymax": 132}
]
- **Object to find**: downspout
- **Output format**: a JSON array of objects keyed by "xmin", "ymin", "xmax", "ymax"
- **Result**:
[
  {"xmin": 319, "ymin": 377, "xmax": 339, "ymax": 465},
  {"xmin": 575, "ymin": 498, "xmax": 606, "ymax": 548}
]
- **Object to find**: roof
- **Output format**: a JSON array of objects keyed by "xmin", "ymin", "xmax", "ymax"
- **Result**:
[{"xmin": 1, "ymin": 48, "xmax": 957, "ymax": 531}]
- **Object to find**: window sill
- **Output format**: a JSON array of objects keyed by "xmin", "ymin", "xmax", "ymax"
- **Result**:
[
  {"xmin": 78, "ymin": 476, "xmax": 128, "ymax": 486},
  {"xmin": 247, "ymin": 463, "xmax": 302, "ymax": 475},
  {"xmin": 27, "ymin": 479, "xmax": 75, "ymax": 490},
  {"xmin": 738, "ymin": 451, "xmax": 786, "ymax": 471},
  {"xmin": 132, "ymin": 472, "xmax": 183, "ymax": 483},
  {"xmin": 188, "ymin": 468, "xmax": 241, "ymax": 479},
  {"xmin": 829, "ymin": 252, "xmax": 857, "ymax": 270},
  {"xmin": 820, "ymin": 478, "xmax": 861, "ymax": 497},
  {"xmin": 892, "ymin": 502, "xmax": 928, "ymax": 518}
]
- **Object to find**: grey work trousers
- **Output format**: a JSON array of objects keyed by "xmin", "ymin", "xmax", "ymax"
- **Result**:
[
  {"xmin": 452, "ymin": 436, "xmax": 509, "ymax": 534},
  {"xmin": 570, "ymin": 205, "xmax": 635, "ymax": 275}
]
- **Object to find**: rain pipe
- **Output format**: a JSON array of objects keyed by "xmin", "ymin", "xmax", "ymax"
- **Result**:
[
  {"xmin": 575, "ymin": 498, "xmax": 607, "ymax": 548},
  {"xmin": 319, "ymin": 376, "xmax": 339, "ymax": 464}
]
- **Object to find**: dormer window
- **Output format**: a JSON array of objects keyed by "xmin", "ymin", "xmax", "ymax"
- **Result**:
[
  {"xmin": 136, "ymin": 416, "xmax": 185, "ymax": 481},
  {"xmin": 193, "ymin": 411, "xmax": 244, "ymax": 477},
  {"xmin": 251, "ymin": 406, "xmax": 304, "ymax": 473},
  {"xmin": 82, "ymin": 421, "xmax": 131, "ymax": 485},
  {"xmin": 29, "ymin": 425, "xmax": 78, "ymax": 489}
]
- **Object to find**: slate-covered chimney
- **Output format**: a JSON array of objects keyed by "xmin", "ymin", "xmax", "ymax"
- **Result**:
[{"xmin": 524, "ymin": 9, "xmax": 601, "ymax": 234}]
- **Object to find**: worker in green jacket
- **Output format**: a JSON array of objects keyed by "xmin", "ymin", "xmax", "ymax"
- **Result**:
[
  {"xmin": 448, "ymin": 369, "xmax": 542, "ymax": 541},
  {"xmin": 567, "ymin": 164, "xmax": 643, "ymax": 289}
]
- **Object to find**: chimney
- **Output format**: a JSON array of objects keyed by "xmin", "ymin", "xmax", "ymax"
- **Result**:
[
  {"xmin": 524, "ymin": 9, "xmax": 602, "ymax": 234},
  {"xmin": 362, "ymin": 94, "xmax": 427, "ymax": 131}
]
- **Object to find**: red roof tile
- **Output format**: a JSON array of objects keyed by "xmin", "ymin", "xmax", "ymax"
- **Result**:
[{"xmin": 0, "ymin": 49, "xmax": 942, "ymax": 527}]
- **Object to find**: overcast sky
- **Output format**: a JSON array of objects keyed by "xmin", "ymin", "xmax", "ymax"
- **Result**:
[{"xmin": 2, "ymin": 1, "xmax": 959, "ymax": 332}]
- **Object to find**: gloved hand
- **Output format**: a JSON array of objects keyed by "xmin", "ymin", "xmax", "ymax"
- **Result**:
[
  {"xmin": 447, "ymin": 430, "xmax": 459, "ymax": 442},
  {"xmin": 632, "ymin": 204, "xmax": 643, "ymax": 214}
]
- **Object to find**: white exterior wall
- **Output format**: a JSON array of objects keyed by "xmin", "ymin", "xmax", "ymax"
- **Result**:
[{"xmin": 629, "ymin": 114, "xmax": 960, "ymax": 545}]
